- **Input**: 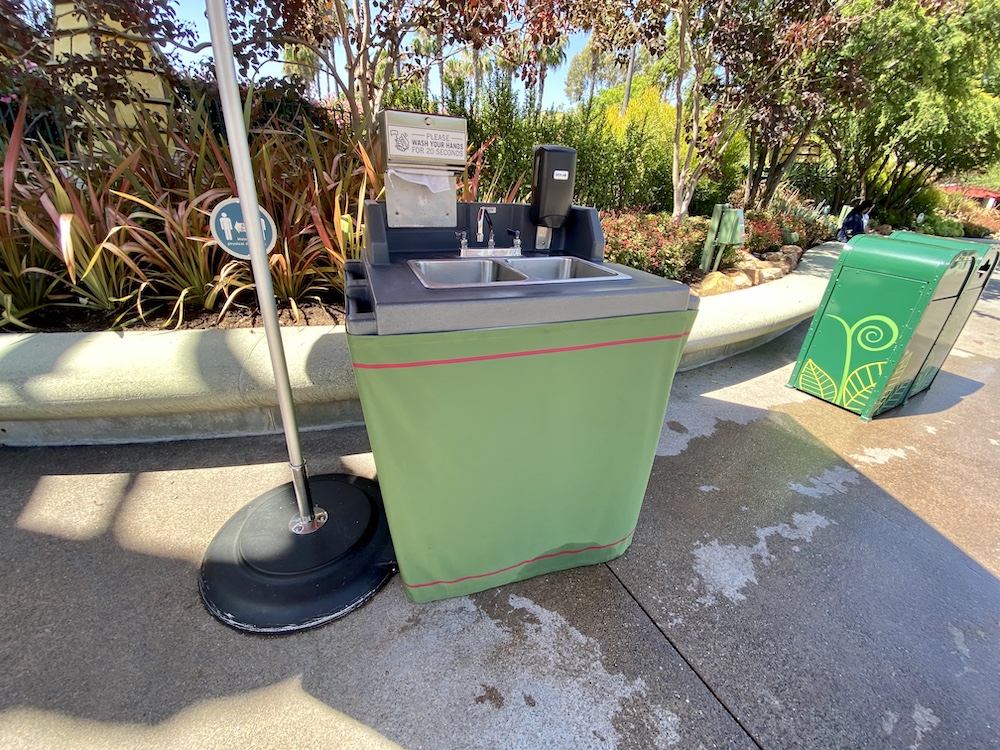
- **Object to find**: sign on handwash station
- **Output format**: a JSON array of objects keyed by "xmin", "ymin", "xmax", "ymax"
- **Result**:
[
  {"xmin": 381, "ymin": 110, "xmax": 467, "ymax": 228},
  {"xmin": 210, "ymin": 197, "xmax": 277, "ymax": 259}
]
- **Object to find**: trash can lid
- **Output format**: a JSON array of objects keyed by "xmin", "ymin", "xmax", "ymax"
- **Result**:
[{"xmin": 842, "ymin": 234, "xmax": 976, "ymax": 284}]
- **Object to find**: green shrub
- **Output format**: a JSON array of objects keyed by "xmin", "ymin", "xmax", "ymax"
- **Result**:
[
  {"xmin": 602, "ymin": 212, "xmax": 708, "ymax": 280},
  {"xmin": 920, "ymin": 213, "xmax": 965, "ymax": 237},
  {"xmin": 775, "ymin": 212, "xmax": 807, "ymax": 246},
  {"xmin": 942, "ymin": 217, "xmax": 966, "ymax": 236},
  {"xmin": 877, "ymin": 207, "xmax": 915, "ymax": 229},
  {"xmin": 463, "ymin": 76, "xmax": 742, "ymax": 216},
  {"xmin": 961, "ymin": 206, "xmax": 1000, "ymax": 237},
  {"xmin": 769, "ymin": 189, "xmax": 836, "ymax": 246},
  {"xmin": 743, "ymin": 211, "xmax": 783, "ymax": 254},
  {"xmin": 2, "ymin": 82, "xmax": 373, "ymax": 331},
  {"xmin": 688, "ymin": 137, "xmax": 747, "ymax": 217},
  {"xmin": 785, "ymin": 163, "xmax": 835, "ymax": 206},
  {"xmin": 910, "ymin": 186, "xmax": 946, "ymax": 216},
  {"xmin": 962, "ymin": 220, "xmax": 992, "ymax": 238},
  {"xmin": 939, "ymin": 193, "xmax": 1000, "ymax": 237}
]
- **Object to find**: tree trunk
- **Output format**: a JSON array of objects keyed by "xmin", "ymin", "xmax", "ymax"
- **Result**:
[
  {"xmin": 437, "ymin": 28, "xmax": 445, "ymax": 113},
  {"xmin": 587, "ymin": 41, "xmax": 598, "ymax": 104},
  {"xmin": 744, "ymin": 129, "xmax": 765, "ymax": 207},
  {"xmin": 671, "ymin": 3, "xmax": 690, "ymax": 222},
  {"xmin": 621, "ymin": 43, "xmax": 637, "ymax": 115},
  {"xmin": 756, "ymin": 113, "xmax": 818, "ymax": 210},
  {"xmin": 537, "ymin": 68, "xmax": 546, "ymax": 115},
  {"xmin": 473, "ymin": 47, "xmax": 481, "ymax": 110}
]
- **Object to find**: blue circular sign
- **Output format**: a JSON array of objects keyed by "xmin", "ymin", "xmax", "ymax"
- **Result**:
[{"xmin": 210, "ymin": 197, "xmax": 277, "ymax": 259}]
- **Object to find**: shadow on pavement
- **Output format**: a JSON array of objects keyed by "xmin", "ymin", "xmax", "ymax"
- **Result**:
[
  {"xmin": 0, "ymin": 427, "xmax": 754, "ymax": 749},
  {"xmin": 2, "ymin": 308, "xmax": 1000, "ymax": 748},
  {"xmin": 618, "ymin": 410, "xmax": 1000, "ymax": 749}
]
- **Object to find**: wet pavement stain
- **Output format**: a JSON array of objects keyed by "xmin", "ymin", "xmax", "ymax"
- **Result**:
[
  {"xmin": 474, "ymin": 685, "xmax": 505, "ymax": 709},
  {"xmin": 612, "ymin": 410, "xmax": 1000, "ymax": 749},
  {"xmin": 691, "ymin": 510, "xmax": 833, "ymax": 605}
]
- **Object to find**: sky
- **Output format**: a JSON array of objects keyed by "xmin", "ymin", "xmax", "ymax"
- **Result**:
[{"xmin": 170, "ymin": 0, "xmax": 585, "ymax": 110}]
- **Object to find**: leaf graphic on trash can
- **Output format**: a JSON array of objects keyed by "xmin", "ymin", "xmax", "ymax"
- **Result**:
[
  {"xmin": 842, "ymin": 361, "xmax": 887, "ymax": 411},
  {"xmin": 877, "ymin": 350, "xmax": 913, "ymax": 411},
  {"xmin": 798, "ymin": 359, "xmax": 838, "ymax": 402},
  {"xmin": 824, "ymin": 313, "xmax": 899, "ymax": 411}
]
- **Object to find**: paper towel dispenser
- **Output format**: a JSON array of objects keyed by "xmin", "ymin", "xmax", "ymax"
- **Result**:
[{"xmin": 378, "ymin": 110, "xmax": 468, "ymax": 227}]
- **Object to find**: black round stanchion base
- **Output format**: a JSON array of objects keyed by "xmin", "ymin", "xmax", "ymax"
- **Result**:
[{"xmin": 199, "ymin": 473, "xmax": 396, "ymax": 634}]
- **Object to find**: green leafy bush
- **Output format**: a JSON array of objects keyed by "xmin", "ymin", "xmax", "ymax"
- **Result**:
[
  {"xmin": 743, "ymin": 211, "xmax": 783, "ymax": 254},
  {"xmin": 920, "ymin": 213, "xmax": 965, "ymax": 237},
  {"xmin": 959, "ymin": 205, "xmax": 1000, "ymax": 237},
  {"xmin": 785, "ymin": 163, "xmax": 835, "ymax": 206},
  {"xmin": 775, "ymin": 212, "xmax": 807, "ymax": 246},
  {"xmin": 688, "ymin": 137, "xmax": 747, "ymax": 217},
  {"xmin": 938, "ymin": 193, "xmax": 1000, "ymax": 237},
  {"xmin": 602, "ymin": 212, "xmax": 708, "ymax": 280},
  {"xmin": 602, "ymin": 206, "xmax": 801, "ymax": 281},
  {"xmin": 910, "ymin": 186, "xmax": 946, "ymax": 216},
  {"xmin": 769, "ymin": 189, "xmax": 836, "ymax": 246},
  {"xmin": 962, "ymin": 221, "xmax": 992, "ymax": 238},
  {"xmin": 2, "ymin": 83, "xmax": 375, "ymax": 331},
  {"xmin": 876, "ymin": 207, "xmax": 914, "ymax": 229},
  {"xmin": 462, "ymin": 75, "xmax": 741, "ymax": 215}
]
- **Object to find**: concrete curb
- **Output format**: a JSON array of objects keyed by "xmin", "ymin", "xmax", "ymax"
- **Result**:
[
  {"xmin": 680, "ymin": 242, "xmax": 840, "ymax": 370},
  {"xmin": 0, "ymin": 243, "xmax": 842, "ymax": 446}
]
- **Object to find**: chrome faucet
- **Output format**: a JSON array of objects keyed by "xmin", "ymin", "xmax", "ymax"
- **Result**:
[{"xmin": 476, "ymin": 206, "xmax": 495, "ymax": 248}]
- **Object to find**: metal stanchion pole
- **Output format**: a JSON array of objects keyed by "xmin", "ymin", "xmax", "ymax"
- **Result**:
[
  {"xmin": 205, "ymin": 0, "xmax": 322, "ymax": 532},
  {"xmin": 198, "ymin": 0, "xmax": 395, "ymax": 633}
]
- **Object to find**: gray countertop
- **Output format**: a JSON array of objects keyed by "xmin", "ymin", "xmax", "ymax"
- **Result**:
[{"xmin": 347, "ymin": 257, "xmax": 698, "ymax": 336}]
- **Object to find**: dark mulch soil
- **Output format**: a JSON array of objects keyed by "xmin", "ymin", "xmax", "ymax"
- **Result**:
[
  {"xmin": 3, "ymin": 296, "xmax": 345, "ymax": 334},
  {"xmin": 0, "ymin": 266, "xmax": 731, "ymax": 335}
]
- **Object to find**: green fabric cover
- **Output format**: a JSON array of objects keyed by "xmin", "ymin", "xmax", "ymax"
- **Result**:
[{"xmin": 348, "ymin": 310, "xmax": 696, "ymax": 602}]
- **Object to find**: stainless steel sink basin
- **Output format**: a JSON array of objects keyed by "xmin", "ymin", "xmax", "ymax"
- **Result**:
[
  {"xmin": 498, "ymin": 256, "xmax": 630, "ymax": 281},
  {"xmin": 408, "ymin": 256, "xmax": 631, "ymax": 289},
  {"xmin": 408, "ymin": 259, "xmax": 529, "ymax": 288}
]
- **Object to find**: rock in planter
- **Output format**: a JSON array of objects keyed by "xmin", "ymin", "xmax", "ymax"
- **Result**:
[
  {"xmin": 723, "ymin": 270, "xmax": 754, "ymax": 289},
  {"xmin": 761, "ymin": 245, "xmax": 802, "ymax": 273},
  {"xmin": 781, "ymin": 244, "xmax": 804, "ymax": 262},
  {"xmin": 762, "ymin": 252, "xmax": 793, "ymax": 274},
  {"xmin": 695, "ymin": 271, "xmax": 739, "ymax": 296},
  {"xmin": 781, "ymin": 245, "xmax": 803, "ymax": 271},
  {"xmin": 736, "ymin": 249, "xmax": 769, "ymax": 268},
  {"xmin": 761, "ymin": 267, "xmax": 786, "ymax": 282},
  {"xmin": 734, "ymin": 250, "xmax": 770, "ymax": 283}
]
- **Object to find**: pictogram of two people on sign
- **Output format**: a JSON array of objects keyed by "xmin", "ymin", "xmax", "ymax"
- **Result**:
[{"xmin": 217, "ymin": 212, "xmax": 268, "ymax": 242}]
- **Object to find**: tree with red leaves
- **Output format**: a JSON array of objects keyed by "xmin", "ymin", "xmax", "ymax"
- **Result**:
[
  {"xmin": 1, "ymin": 0, "xmax": 196, "ymax": 126},
  {"xmin": 225, "ymin": 0, "xmax": 586, "ymax": 138}
]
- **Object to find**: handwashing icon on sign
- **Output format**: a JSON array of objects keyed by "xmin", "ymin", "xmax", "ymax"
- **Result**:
[{"xmin": 391, "ymin": 129, "xmax": 410, "ymax": 152}]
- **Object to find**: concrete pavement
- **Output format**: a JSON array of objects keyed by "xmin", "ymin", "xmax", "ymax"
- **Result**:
[{"xmin": 1, "ymin": 249, "xmax": 999, "ymax": 749}]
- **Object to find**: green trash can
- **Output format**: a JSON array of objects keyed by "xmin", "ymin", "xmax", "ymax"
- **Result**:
[
  {"xmin": 346, "ymin": 202, "xmax": 698, "ymax": 602},
  {"xmin": 887, "ymin": 231, "xmax": 999, "ymax": 397},
  {"xmin": 789, "ymin": 234, "xmax": 976, "ymax": 420}
]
